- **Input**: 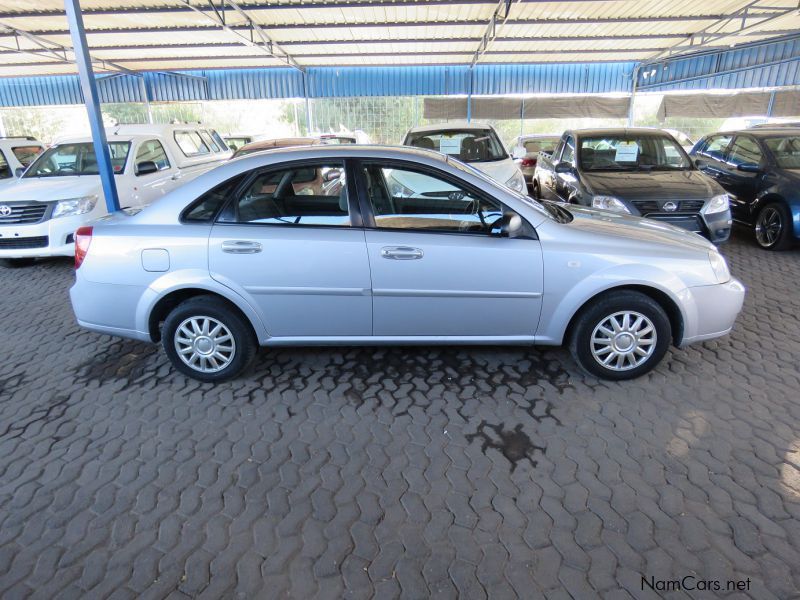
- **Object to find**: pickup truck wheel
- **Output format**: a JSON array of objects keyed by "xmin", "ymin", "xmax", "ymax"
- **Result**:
[
  {"xmin": 0, "ymin": 258, "xmax": 36, "ymax": 268},
  {"xmin": 754, "ymin": 202, "xmax": 792, "ymax": 250},
  {"xmin": 570, "ymin": 291, "xmax": 671, "ymax": 380},
  {"xmin": 162, "ymin": 295, "xmax": 256, "ymax": 382}
]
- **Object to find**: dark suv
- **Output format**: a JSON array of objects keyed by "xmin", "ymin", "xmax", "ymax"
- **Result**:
[{"xmin": 691, "ymin": 128, "xmax": 800, "ymax": 250}]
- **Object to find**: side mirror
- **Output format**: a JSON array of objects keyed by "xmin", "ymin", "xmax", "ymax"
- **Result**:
[
  {"xmin": 14, "ymin": 167, "xmax": 25, "ymax": 178},
  {"xmin": 136, "ymin": 161, "xmax": 158, "ymax": 176},
  {"xmin": 500, "ymin": 212, "xmax": 524, "ymax": 238},
  {"xmin": 554, "ymin": 162, "xmax": 574, "ymax": 174},
  {"xmin": 323, "ymin": 168, "xmax": 342, "ymax": 182},
  {"xmin": 737, "ymin": 162, "xmax": 761, "ymax": 173},
  {"xmin": 693, "ymin": 158, "xmax": 707, "ymax": 169},
  {"xmin": 511, "ymin": 146, "xmax": 527, "ymax": 160}
]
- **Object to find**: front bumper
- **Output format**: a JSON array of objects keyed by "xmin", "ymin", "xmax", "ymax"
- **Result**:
[
  {"xmin": 0, "ymin": 215, "xmax": 87, "ymax": 258},
  {"xmin": 679, "ymin": 277, "xmax": 745, "ymax": 347},
  {"xmin": 640, "ymin": 209, "xmax": 732, "ymax": 244}
]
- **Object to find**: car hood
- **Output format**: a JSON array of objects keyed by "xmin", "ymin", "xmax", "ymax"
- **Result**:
[
  {"xmin": 0, "ymin": 176, "xmax": 102, "ymax": 203},
  {"xmin": 563, "ymin": 204, "xmax": 716, "ymax": 253},
  {"xmin": 583, "ymin": 169, "xmax": 721, "ymax": 201},
  {"xmin": 468, "ymin": 158, "xmax": 520, "ymax": 185}
]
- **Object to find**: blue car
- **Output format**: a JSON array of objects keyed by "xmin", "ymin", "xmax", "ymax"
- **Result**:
[{"xmin": 691, "ymin": 127, "xmax": 800, "ymax": 250}]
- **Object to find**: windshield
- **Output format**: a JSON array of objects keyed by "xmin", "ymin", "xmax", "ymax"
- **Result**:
[
  {"xmin": 25, "ymin": 142, "xmax": 131, "ymax": 177},
  {"xmin": 578, "ymin": 134, "xmax": 692, "ymax": 171},
  {"xmin": 406, "ymin": 128, "xmax": 508, "ymax": 163},
  {"xmin": 764, "ymin": 136, "xmax": 800, "ymax": 169},
  {"xmin": 523, "ymin": 139, "xmax": 558, "ymax": 154},
  {"xmin": 446, "ymin": 155, "xmax": 571, "ymax": 223}
]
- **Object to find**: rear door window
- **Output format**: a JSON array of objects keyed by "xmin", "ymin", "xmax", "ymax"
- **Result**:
[{"xmin": 218, "ymin": 161, "xmax": 349, "ymax": 227}]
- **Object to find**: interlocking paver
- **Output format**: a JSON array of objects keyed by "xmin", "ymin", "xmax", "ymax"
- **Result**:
[{"xmin": 1, "ymin": 230, "xmax": 799, "ymax": 598}]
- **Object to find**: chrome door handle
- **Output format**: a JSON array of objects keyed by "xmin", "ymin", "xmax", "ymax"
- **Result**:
[
  {"xmin": 222, "ymin": 240, "xmax": 262, "ymax": 254},
  {"xmin": 381, "ymin": 246, "xmax": 424, "ymax": 260}
]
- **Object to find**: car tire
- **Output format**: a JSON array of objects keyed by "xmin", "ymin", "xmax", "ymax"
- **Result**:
[
  {"xmin": 754, "ymin": 202, "xmax": 793, "ymax": 251},
  {"xmin": 0, "ymin": 258, "xmax": 36, "ymax": 268},
  {"xmin": 162, "ymin": 295, "xmax": 257, "ymax": 382},
  {"xmin": 532, "ymin": 181, "xmax": 541, "ymax": 200},
  {"xmin": 570, "ymin": 290, "xmax": 671, "ymax": 380}
]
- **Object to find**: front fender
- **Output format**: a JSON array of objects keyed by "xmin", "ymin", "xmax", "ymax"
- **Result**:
[
  {"xmin": 135, "ymin": 268, "xmax": 269, "ymax": 342},
  {"xmin": 536, "ymin": 263, "xmax": 693, "ymax": 345}
]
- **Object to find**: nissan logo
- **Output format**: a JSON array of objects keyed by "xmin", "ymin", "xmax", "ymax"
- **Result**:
[
  {"xmin": 0, "ymin": 205, "xmax": 11, "ymax": 217},
  {"xmin": 662, "ymin": 201, "xmax": 678, "ymax": 212}
]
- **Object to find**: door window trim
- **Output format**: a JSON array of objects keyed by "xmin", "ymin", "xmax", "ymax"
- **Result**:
[
  {"xmin": 352, "ymin": 158, "xmax": 538, "ymax": 240},
  {"xmin": 212, "ymin": 157, "xmax": 364, "ymax": 230}
]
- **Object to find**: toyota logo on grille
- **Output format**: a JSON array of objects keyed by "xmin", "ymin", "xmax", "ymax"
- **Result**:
[
  {"xmin": 662, "ymin": 201, "xmax": 678, "ymax": 212},
  {"xmin": 0, "ymin": 205, "xmax": 11, "ymax": 217}
]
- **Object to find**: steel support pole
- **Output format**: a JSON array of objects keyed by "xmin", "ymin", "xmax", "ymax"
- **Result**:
[
  {"xmin": 64, "ymin": 0, "xmax": 120, "ymax": 213},
  {"xmin": 138, "ymin": 76, "xmax": 153, "ymax": 124},
  {"xmin": 767, "ymin": 90, "xmax": 776, "ymax": 117},
  {"xmin": 466, "ymin": 70, "xmax": 473, "ymax": 122},
  {"xmin": 628, "ymin": 64, "xmax": 641, "ymax": 127}
]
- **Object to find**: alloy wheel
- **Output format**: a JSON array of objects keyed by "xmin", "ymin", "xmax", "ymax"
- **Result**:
[{"xmin": 755, "ymin": 207, "xmax": 782, "ymax": 248}]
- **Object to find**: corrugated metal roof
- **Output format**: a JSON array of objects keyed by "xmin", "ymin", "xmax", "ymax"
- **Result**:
[{"xmin": 0, "ymin": 0, "xmax": 797, "ymax": 73}]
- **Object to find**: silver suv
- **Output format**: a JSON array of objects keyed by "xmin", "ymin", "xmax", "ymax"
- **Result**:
[{"xmin": 70, "ymin": 145, "xmax": 745, "ymax": 382}]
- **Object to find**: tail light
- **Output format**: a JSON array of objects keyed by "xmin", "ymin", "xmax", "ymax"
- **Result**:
[
  {"xmin": 521, "ymin": 157, "xmax": 537, "ymax": 167},
  {"xmin": 74, "ymin": 226, "xmax": 93, "ymax": 269}
]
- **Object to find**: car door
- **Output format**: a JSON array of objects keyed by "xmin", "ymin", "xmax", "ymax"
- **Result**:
[
  {"xmin": 555, "ymin": 135, "xmax": 578, "ymax": 201},
  {"xmin": 129, "ymin": 139, "xmax": 179, "ymax": 207},
  {"xmin": 719, "ymin": 135, "xmax": 765, "ymax": 222},
  {"xmin": 356, "ymin": 161, "xmax": 543, "ymax": 337},
  {"xmin": 208, "ymin": 158, "xmax": 372, "ymax": 338},
  {"xmin": 695, "ymin": 134, "xmax": 734, "ymax": 184}
]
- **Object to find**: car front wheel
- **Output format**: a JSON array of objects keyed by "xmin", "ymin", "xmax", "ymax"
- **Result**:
[
  {"xmin": 162, "ymin": 295, "xmax": 256, "ymax": 382},
  {"xmin": 570, "ymin": 291, "xmax": 671, "ymax": 380},
  {"xmin": 754, "ymin": 202, "xmax": 792, "ymax": 250}
]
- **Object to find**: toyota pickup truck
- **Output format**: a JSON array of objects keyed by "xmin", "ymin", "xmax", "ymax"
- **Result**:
[
  {"xmin": 532, "ymin": 128, "xmax": 732, "ymax": 243},
  {"xmin": 0, "ymin": 123, "xmax": 231, "ymax": 267}
]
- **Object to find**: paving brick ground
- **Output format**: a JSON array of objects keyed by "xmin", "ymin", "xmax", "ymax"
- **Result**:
[{"xmin": 1, "ymin": 228, "xmax": 799, "ymax": 599}]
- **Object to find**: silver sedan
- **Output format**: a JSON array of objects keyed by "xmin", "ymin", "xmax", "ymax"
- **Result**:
[{"xmin": 70, "ymin": 145, "xmax": 745, "ymax": 382}]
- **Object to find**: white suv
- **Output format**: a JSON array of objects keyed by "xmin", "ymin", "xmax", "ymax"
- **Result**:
[{"xmin": 0, "ymin": 124, "xmax": 231, "ymax": 266}]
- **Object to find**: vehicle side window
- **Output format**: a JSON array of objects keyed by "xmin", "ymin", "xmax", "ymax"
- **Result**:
[
  {"xmin": 199, "ymin": 130, "xmax": 221, "ymax": 152},
  {"xmin": 210, "ymin": 130, "xmax": 228, "ymax": 151},
  {"xmin": 362, "ymin": 164, "xmax": 505, "ymax": 235},
  {"xmin": 0, "ymin": 151, "xmax": 11, "ymax": 179},
  {"xmin": 727, "ymin": 136, "xmax": 763, "ymax": 167},
  {"xmin": 174, "ymin": 130, "xmax": 210, "ymax": 157},
  {"xmin": 182, "ymin": 174, "xmax": 246, "ymax": 222},
  {"xmin": 698, "ymin": 135, "xmax": 733, "ymax": 161},
  {"xmin": 11, "ymin": 145, "xmax": 43, "ymax": 167},
  {"xmin": 135, "ymin": 140, "xmax": 171, "ymax": 172},
  {"xmin": 561, "ymin": 136, "xmax": 575, "ymax": 165},
  {"xmin": 218, "ymin": 161, "xmax": 349, "ymax": 227}
]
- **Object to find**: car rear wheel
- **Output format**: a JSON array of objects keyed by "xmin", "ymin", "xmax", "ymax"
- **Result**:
[
  {"xmin": 754, "ymin": 202, "xmax": 792, "ymax": 250},
  {"xmin": 0, "ymin": 258, "xmax": 36, "ymax": 268},
  {"xmin": 570, "ymin": 291, "xmax": 671, "ymax": 380},
  {"xmin": 162, "ymin": 295, "xmax": 256, "ymax": 382}
]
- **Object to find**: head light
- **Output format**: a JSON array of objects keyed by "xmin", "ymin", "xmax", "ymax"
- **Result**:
[
  {"xmin": 505, "ymin": 171, "xmax": 526, "ymax": 193},
  {"xmin": 703, "ymin": 194, "xmax": 730, "ymax": 215},
  {"xmin": 52, "ymin": 196, "xmax": 98, "ymax": 219},
  {"xmin": 591, "ymin": 195, "xmax": 631, "ymax": 214},
  {"xmin": 708, "ymin": 251, "xmax": 730, "ymax": 283}
]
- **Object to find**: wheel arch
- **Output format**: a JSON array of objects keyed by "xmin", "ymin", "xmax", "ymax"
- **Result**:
[{"xmin": 564, "ymin": 284, "xmax": 685, "ymax": 347}]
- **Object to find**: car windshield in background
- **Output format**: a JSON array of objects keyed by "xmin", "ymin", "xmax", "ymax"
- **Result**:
[
  {"xmin": 579, "ymin": 135, "xmax": 691, "ymax": 171},
  {"xmin": 523, "ymin": 139, "xmax": 557, "ymax": 153},
  {"xmin": 25, "ymin": 142, "xmax": 131, "ymax": 177},
  {"xmin": 764, "ymin": 136, "xmax": 800, "ymax": 169},
  {"xmin": 406, "ymin": 129, "xmax": 508, "ymax": 162}
]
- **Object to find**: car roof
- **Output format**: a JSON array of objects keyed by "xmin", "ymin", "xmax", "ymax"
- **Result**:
[
  {"xmin": 236, "ymin": 137, "xmax": 321, "ymax": 153},
  {"xmin": 229, "ymin": 143, "xmax": 450, "ymax": 164},
  {"xmin": 569, "ymin": 128, "xmax": 679, "ymax": 137},
  {"xmin": 405, "ymin": 121, "xmax": 498, "ymax": 134},
  {"xmin": 700, "ymin": 127, "xmax": 800, "ymax": 138}
]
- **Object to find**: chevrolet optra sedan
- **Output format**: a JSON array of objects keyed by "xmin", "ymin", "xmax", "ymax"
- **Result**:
[{"xmin": 70, "ymin": 145, "xmax": 745, "ymax": 382}]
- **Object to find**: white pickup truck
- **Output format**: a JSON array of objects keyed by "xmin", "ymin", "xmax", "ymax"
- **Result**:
[
  {"xmin": 0, "ymin": 136, "xmax": 45, "ymax": 189},
  {"xmin": 0, "ymin": 124, "xmax": 231, "ymax": 267}
]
